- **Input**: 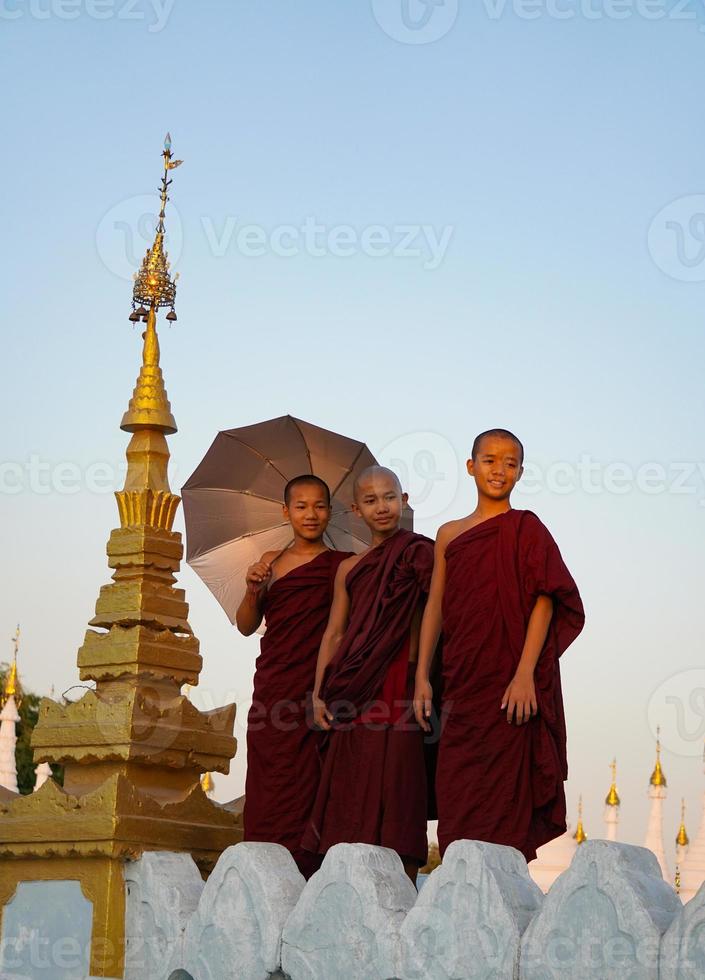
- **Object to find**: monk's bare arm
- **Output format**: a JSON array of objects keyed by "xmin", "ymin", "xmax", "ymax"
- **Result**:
[
  {"xmin": 234, "ymin": 551, "xmax": 275, "ymax": 636},
  {"xmin": 311, "ymin": 561, "xmax": 352, "ymax": 730},
  {"xmin": 501, "ymin": 594, "xmax": 554, "ymax": 725},
  {"xmin": 414, "ymin": 524, "xmax": 451, "ymax": 732}
]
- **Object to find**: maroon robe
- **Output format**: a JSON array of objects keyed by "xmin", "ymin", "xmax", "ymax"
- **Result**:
[
  {"xmin": 244, "ymin": 549, "xmax": 349, "ymax": 877},
  {"xmin": 302, "ymin": 529, "xmax": 434, "ymax": 866},
  {"xmin": 436, "ymin": 510, "xmax": 584, "ymax": 863}
]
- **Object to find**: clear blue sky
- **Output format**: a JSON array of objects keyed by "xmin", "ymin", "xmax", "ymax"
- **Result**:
[{"xmin": 2, "ymin": 1, "xmax": 705, "ymax": 856}]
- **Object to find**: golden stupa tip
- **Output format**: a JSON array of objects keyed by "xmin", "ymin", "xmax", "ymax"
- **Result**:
[
  {"xmin": 122, "ymin": 136, "xmax": 182, "ymax": 435},
  {"xmin": 201, "ymin": 771, "xmax": 214, "ymax": 794},
  {"xmin": 605, "ymin": 757, "xmax": 620, "ymax": 807},
  {"xmin": 676, "ymin": 797, "xmax": 689, "ymax": 848},
  {"xmin": 573, "ymin": 793, "xmax": 587, "ymax": 844},
  {"xmin": 129, "ymin": 134, "xmax": 183, "ymax": 319},
  {"xmin": 650, "ymin": 726, "xmax": 667, "ymax": 788},
  {"xmin": 3, "ymin": 625, "xmax": 21, "ymax": 704}
]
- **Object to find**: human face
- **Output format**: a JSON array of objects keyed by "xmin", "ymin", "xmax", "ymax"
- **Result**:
[
  {"xmin": 283, "ymin": 484, "xmax": 331, "ymax": 541},
  {"xmin": 352, "ymin": 474, "xmax": 407, "ymax": 537},
  {"xmin": 467, "ymin": 436, "xmax": 523, "ymax": 501}
]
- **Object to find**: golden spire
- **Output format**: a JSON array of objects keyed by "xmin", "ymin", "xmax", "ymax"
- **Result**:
[
  {"xmin": 650, "ymin": 725, "xmax": 667, "ymax": 787},
  {"xmin": 573, "ymin": 793, "xmax": 587, "ymax": 844},
  {"xmin": 121, "ymin": 134, "xmax": 183, "ymax": 435},
  {"xmin": 605, "ymin": 757, "xmax": 620, "ymax": 806},
  {"xmin": 130, "ymin": 132, "xmax": 182, "ymax": 320},
  {"xmin": 676, "ymin": 797, "xmax": 689, "ymax": 848},
  {"xmin": 201, "ymin": 771, "xmax": 214, "ymax": 795},
  {"xmin": 3, "ymin": 625, "xmax": 21, "ymax": 705}
]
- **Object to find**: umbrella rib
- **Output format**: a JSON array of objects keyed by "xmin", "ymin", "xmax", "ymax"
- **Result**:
[
  {"xmin": 185, "ymin": 486, "xmax": 284, "ymax": 506},
  {"xmin": 329, "ymin": 441, "xmax": 370, "ymax": 497},
  {"xmin": 289, "ymin": 417, "xmax": 313, "ymax": 474},
  {"xmin": 223, "ymin": 432, "xmax": 293, "ymax": 484},
  {"xmin": 188, "ymin": 521, "xmax": 292, "ymax": 559}
]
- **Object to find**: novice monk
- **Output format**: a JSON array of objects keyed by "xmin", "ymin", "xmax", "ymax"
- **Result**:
[
  {"xmin": 302, "ymin": 466, "xmax": 434, "ymax": 882},
  {"xmin": 414, "ymin": 429, "xmax": 584, "ymax": 863},
  {"xmin": 236, "ymin": 475, "xmax": 350, "ymax": 878}
]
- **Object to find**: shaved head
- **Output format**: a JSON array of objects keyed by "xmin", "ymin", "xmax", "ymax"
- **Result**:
[
  {"xmin": 471, "ymin": 429, "xmax": 524, "ymax": 464},
  {"xmin": 353, "ymin": 465, "xmax": 403, "ymax": 501},
  {"xmin": 284, "ymin": 474, "xmax": 331, "ymax": 506}
]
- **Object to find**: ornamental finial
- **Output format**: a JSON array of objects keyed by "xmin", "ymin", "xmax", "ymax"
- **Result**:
[
  {"xmin": 650, "ymin": 725, "xmax": 667, "ymax": 788},
  {"xmin": 3, "ymin": 624, "xmax": 21, "ymax": 705},
  {"xmin": 605, "ymin": 757, "xmax": 620, "ymax": 807},
  {"xmin": 129, "ymin": 133, "xmax": 183, "ymax": 324}
]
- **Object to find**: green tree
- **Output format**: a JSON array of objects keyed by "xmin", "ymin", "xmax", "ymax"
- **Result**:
[{"xmin": 0, "ymin": 665, "xmax": 63, "ymax": 794}]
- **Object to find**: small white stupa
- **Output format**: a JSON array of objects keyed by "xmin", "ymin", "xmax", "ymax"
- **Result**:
[
  {"xmin": 680, "ymin": 742, "xmax": 705, "ymax": 903},
  {"xmin": 604, "ymin": 758, "xmax": 620, "ymax": 841},
  {"xmin": 0, "ymin": 625, "xmax": 21, "ymax": 794},
  {"xmin": 643, "ymin": 726, "xmax": 669, "ymax": 881},
  {"xmin": 529, "ymin": 794, "xmax": 587, "ymax": 893}
]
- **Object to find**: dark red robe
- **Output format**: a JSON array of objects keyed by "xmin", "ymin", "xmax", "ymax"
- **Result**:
[
  {"xmin": 436, "ymin": 510, "xmax": 584, "ymax": 863},
  {"xmin": 244, "ymin": 549, "xmax": 349, "ymax": 877},
  {"xmin": 302, "ymin": 529, "xmax": 434, "ymax": 866}
]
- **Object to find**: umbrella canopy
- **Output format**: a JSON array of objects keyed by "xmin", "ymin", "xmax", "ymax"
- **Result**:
[{"xmin": 182, "ymin": 415, "xmax": 413, "ymax": 624}]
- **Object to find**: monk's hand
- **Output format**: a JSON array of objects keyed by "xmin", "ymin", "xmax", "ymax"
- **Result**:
[
  {"xmin": 245, "ymin": 561, "xmax": 271, "ymax": 595},
  {"xmin": 312, "ymin": 694, "xmax": 333, "ymax": 731},
  {"xmin": 500, "ymin": 669, "xmax": 537, "ymax": 725},
  {"xmin": 413, "ymin": 676, "xmax": 433, "ymax": 733}
]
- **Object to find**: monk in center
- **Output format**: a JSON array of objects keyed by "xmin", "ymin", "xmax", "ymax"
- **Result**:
[{"xmin": 302, "ymin": 466, "xmax": 433, "ymax": 881}]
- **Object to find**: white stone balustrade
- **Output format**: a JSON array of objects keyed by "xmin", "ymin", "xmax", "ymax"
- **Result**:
[{"xmin": 118, "ymin": 838, "xmax": 700, "ymax": 980}]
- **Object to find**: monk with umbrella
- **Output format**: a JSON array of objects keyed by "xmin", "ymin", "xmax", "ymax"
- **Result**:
[{"xmin": 182, "ymin": 416, "xmax": 412, "ymax": 876}]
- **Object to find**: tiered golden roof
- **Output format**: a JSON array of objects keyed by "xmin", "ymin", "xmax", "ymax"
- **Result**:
[
  {"xmin": 605, "ymin": 758, "xmax": 620, "ymax": 807},
  {"xmin": 573, "ymin": 794, "xmax": 587, "ymax": 845},
  {"xmin": 0, "ymin": 137, "xmax": 241, "ymax": 979},
  {"xmin": 650, "ymin": 726, "xmax": 667, "ymax": 787}
]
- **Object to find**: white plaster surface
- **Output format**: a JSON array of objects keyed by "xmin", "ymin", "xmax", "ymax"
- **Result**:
[
  {"xmin": 176, "ymin": 842, "xmax": 305, "ymax": 980},
  {"xmin": 520, "ymin": 839, "xmax": 681, "ymax": 979},
  {"xmin": 660, "ymin": 880, "xmax": 705, "ymax": 979},
  {"xmin": 124, "ymin": 851, "xmax": 204, "ymax": 980},
  {"xmin": 399, "ymin": 839, "xmax": 543, "ymax": 979},
  {"xmin": 281, "ymin": 842, "xmax": 417, "ymax": 980}
]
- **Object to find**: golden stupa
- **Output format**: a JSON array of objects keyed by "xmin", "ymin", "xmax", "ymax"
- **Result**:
[{"xmin": 0, "ymin": 136, "xmax": 241, "ymax": 978}]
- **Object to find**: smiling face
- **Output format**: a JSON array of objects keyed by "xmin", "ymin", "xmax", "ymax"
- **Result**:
[
  {"xmin": 467, "ymin": 435, "xmax": 524, "ymax": 502},
  {"xmin": 283, "ymin": 481, "xmax": 332, "ymax": 541},
  {"xmin": 352, "ymin": 467, "xmax": 408, "ymax": 537}
]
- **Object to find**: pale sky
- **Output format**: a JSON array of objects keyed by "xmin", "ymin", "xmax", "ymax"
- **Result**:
[{"xmin": 2, "ymin": 1, "xmax": 705, "ymax": 859}]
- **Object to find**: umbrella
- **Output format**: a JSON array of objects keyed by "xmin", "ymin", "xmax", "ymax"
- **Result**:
[{"xmin": 182, "ymin": 415, "xmax": 414, "ymax": 624}]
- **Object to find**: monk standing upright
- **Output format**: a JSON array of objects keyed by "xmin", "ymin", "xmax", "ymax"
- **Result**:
[
  {"xmin": 303, "ymin": 466, "xmax": 434, "ymax": 882},
  {"xmin": 414, "ymin": 429, "xmax": 584, "ymax": 862},
  {"xmin": 236, "ymin": 475, "xmax": 350, "ymax": 878}
]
